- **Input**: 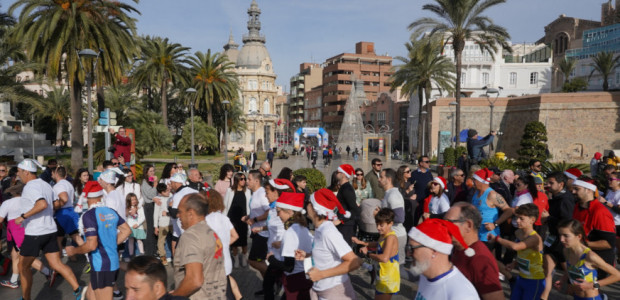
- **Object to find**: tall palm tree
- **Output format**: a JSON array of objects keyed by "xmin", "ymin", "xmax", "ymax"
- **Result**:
[
  {"xmin": 104, "ymin": 83, "xmax": 141, "ymax": 126},
  {"xmin": 10, "ymin": 0, "xmax": 139, "ymax": 171},
  {"xmin": 409, "ymin": 0, "xmax": 511, "ymax": 140},
  {"xmin": 390, "ymin": 36, "xmax": 455, "ymax": 154},
  {"xmin": 589, "ymin": 51, "xmax": 620, "ymax": 91},
  {"xmin": 29, "ymin": 87, "xmax": 70, "ymax": 145},
  {"xmin": 188, "ymin": 49, "xmax": 239, "ymax": 127},
  {"xmin": 558, "ymin": 57, "xmax": 576, "ymax": 84},
  {"xmin": 132, "ymin": 36, "xmax": 190, "ymax": 129}
]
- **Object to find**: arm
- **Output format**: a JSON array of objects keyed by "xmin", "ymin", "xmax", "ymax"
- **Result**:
[
  {"xmin": 170, "ymin": 263, "xmax": 203, "ymax": 297},
  {"xmin": 141, "ymin": 181, "xmax": 158, "ymax": 202},
  {"xmin": 586, "ymin": 239, "xmax": 612, "ymax": 250},
  {"xmin": 341, "ymin": 186, "xmax": 360, "ymax": 220},
  {"xmin": 369, "ymin": 235, "xmax": 398, "ymax": 263},
  {"xmin": 153, "ymin": 203, "xmax": 160, "ymax": 228},
  {"xmin": 587, "ymin": 250, "xmax": 620, "ymax": 288},
  {"xmin": 15, "ymin": 198, "xmax": 48, "ymax": 225},
  {"xmin": 117, "ymin": 222, "xmax": 132, "ymax": 244},
  {"xmin": 494, "ymin": 231, "xmax": 540, "ymax": 252},
  {"xmin": 488, "ymin": 192, "xmax": 512, "ymax": 230},
  {"xmin": 53, "ymin": 191, "xmax": 69, "ymax": 210},
  {"xmin": 267, "ymin": 256, "xmax": 296, "ymax": 273},
  {"xmin": 230, "ymin": 227, "xmax": 239, "ymax": 245},
  {"xmin": 307, "ymin": 251, "xmax": 361, "ymax": 282},
  {"xmin": 136, "ymin": 208, "xmax": 145, "ymax": 226},
  {"xmin": 66, "ymin": 236, "xmax": 98, "ymax": 255}
]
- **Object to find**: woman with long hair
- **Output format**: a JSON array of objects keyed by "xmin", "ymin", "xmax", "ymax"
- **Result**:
[
  {"xmin": 352, "ymin": 168, "xmax": 373, "ymax": 206},
  {"xmin": 422, "ymin": 177, "xmax": 450, "ymax": 220},
  {"xmin": 215, "ymin": 164, "xmax": 235, "ymax": 198},
  {"xmin": 555, "ymin": 219, "xmax": 620, "ymax": 299},
  {"xmin": 327, "ymin": 171, "xmax": 340, "ymax": 195},
  {"xmin": 117, "ymin": 169, "xmax": 143, "ymax": 207},
  {"xmin": 140, "ymin": 164, "xmax": 159, "ymax": 256},
  {"xmin": 159, "ymin": 163, "xmax": 178, "ymax": 186},
  {"xmin": 224, "ymin": 172, "xmax": 252, "ymax": 268},
  {"xmin": 395, "ymin": 165, "xmax": 411, "ymax": 190},
  {"xmin": 73, "ymin": 168, "xmax": 91, "ymax": 213},
  {"xmin": 277, "ymin": 167, "xmax": 294, "ymax": 181},
  {"xmin": 396, "ymin": 165, "xmax": 416, "ymax": 232}
]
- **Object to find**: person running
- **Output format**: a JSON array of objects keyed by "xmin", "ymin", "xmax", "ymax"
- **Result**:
[
  {"xmin": 0, "ymin": 183, "xmax": 54, "ymax": 289},
  {"xmin": 490, "ymin": 203, "xmax": 545, "ymax": 300},
  {"xmin": 295, "ymin": 188, "xmax": 361, "ymax": 300},
  {"xmin": 66, "ymin": 181, "xmax": 131, "ymax": 300},
  {"xmin": 555, "ymin": 219, "xmax": 620, "ymax": 300},
  {"xmin": 168, "ymin": 172, "xmax": 198, "ymax": 256},
  {"xmin": 269, "ymin": 191, "xmax": 313, "ymax": 299},
  {"xmin": 352, "ymin": 208, "xmax": 400, "ymax": 299},
  {"xmin": 242, "ymin": 170, "xmax": 270, "ymax": 286},
  {"xmin": 14, "ymin": 159, "xmax": 84, "ymax": 300},
  {"xmin": 51, "ymin": 166, "xmax": 81, "ymax": 257}
]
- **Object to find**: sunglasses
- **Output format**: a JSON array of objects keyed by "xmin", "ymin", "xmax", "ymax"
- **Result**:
[
  {"xmin": 404, "ymin": 170, "xmax": 411, "ymax": 173},
  {"xmin": 446, "ymin": 218, "xmax": 466, "ymax": 224},
  {"xmin": 239, "ymin": 178, "xmax": 246, "ymax": 181},
  {"xmin": 609, "ymin": 178, "xmax": 620, "ymax": 182},
  {"xmin": 456, "ymin": 174, "xmax": 465, "ymax": 177},
  {"xmin": 421, "ymin": 160, "xmax": 430, "ymax": 163},
  {"xmin": 356, "ymin": 173, "xmax": 364, "ymax": 176}
]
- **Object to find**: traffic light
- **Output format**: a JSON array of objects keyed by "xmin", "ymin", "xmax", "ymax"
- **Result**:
[{"xmin": 99, "ymin": 110, "xmax": 117, "ymax": 126}]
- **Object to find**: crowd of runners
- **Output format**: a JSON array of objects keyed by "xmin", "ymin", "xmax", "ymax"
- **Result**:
[{"xmin": 0, "ymin": 149, "xmax": 620, "ymax": 299}]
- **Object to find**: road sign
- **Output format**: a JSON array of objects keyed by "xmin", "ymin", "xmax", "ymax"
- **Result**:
[{"xmin": 96, "ymin": 125, "xmax": 121, "ymax": 133}]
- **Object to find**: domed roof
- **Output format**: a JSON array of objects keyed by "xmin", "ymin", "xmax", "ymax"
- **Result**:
[{"xmin": 237, "ymin": 42, "xmax": 270, "ymax": 69}]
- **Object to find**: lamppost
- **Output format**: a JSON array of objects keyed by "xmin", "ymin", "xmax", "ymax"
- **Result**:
[
  {"xmin": 222, "ymin": 100, "xmax": 231, "ymax": 164},
  {"xmin": 408, "ymin": 114, "xmax": 414, "ymax": 158},
  {"xmin": 185, "ymin": 88, "xmax": 197, "ymax": 166},
  {"xmin": 400, "ymin": 117, "xmax": 406, "ymax": 159},
  {"xmin": 421, "ymin": 111, "xmax": 428, "ymax": 156},
  {"xmin": 77, "ymin": 48, "xmax": 102, "ymax": 174},
  {"xmin": 449, "ymin": 101, "xmax": 458, "ymax": 148},
  {"xmin": 483, "ymin": 86, "xmax": 502, "ymax": 156}
]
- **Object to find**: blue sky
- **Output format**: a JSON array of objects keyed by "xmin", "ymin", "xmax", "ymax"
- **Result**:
[{"xmin": 7, "ymin": 0, "xmax": 602, "ymax": 89}]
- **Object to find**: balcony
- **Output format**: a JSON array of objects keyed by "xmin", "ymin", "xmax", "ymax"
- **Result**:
[{"xmin": 298, "ymin": 83, "xmax": 304, "ymax": 89}]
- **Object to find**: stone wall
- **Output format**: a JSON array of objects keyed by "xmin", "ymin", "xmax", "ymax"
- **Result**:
[{"xmin": 429, "ymin": 92, "xmax": 620, "ymax": 163}]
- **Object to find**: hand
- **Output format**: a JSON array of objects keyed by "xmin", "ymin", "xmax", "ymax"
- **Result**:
[
  {"xmin": 154, "ymin": 227, "xmax": 159, "ymax": 236},
  {"xmin": 360, "ymin": 246, "xmax": 368, "ymax": 255},
  {"xmin": 307, "ymin": 267, "xmax": 323, "ymax": 282},
  {"xmin": 65, "ymin": 245, "xmax": 76, "ymax": 256},
  {"xmin": 295, "ymin": 249, "xmax": 307, "ymax": 261},
  {"xmin": 133, "ymin": 224, "xmax": 138, "ymax": 229},
  {"xmin": 251, "ymin": 227, "xmax": 262, "ymax": 233},
  {"xmin": 272, "ymin": 241, "xmax": 281, "ymax": 249},
  {"xmin": 266, "ymin": 252, "xmax": 273, "ymax": 261},
  {"xmin": 487, "ymin": 233, "xmax": 496, "ymax": 243},
  {"xmin": 410, "ymin": 194, "xmax": 417, "ymax": 201},
  {"xmin": 351, "ymin": 237, "xmax": 363, "ymax": 245},
  {"xmin": 332, "ymin": 219, "xmax": 341, "ymax": 226},
  {"xmin": 162, "ymin": 211, "xmax": 168, "ymax": 216},
  {"xmin": 506, "ymin": 262, "xmax": 514, "ymax": 272},
  {"xmin": 572, "ymin": 279, "xmax": 594, "ymax": 291},
  {"xmin": 153, "ymin": 197, "xmax": 162, "ymax": 206},
  {"xmin": 422, "ymin": 213, "xmax": 430, "ymax": 220},
  {"xmin": 118, "ymin": 156, "xmax": 125, "ymax": 165},
  {"xmin": 15, "ymin": 216, "xmax": 24, "ymax": 225},
  {"xmin": 541, "ymin": 210, "xmax": 550, "ymax": 218},
  {"xmin": 108, "ymin": 128, "xmax": 115, "ymax": 134},
  {"xmin": 484, "ymin": 222, "xmax": 496, "ymax": 231}
]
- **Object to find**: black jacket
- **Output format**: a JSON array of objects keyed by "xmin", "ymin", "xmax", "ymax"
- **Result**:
[
  {"xmin": 337, "ymin": 182, "xmax": 360, "ymax": 225},
  {"xmin": 547, "ymin": 190, "xmax": 576, "ymax": 236}
]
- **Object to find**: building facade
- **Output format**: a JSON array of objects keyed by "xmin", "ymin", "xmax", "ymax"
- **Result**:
[
  {"xmin": 289, "ymin": 63, "xmax": 323, "ymax": 130},
  {"xmin": 224, "ymin": 0, "xmax": 278, "ymax": 151},
  {"xmin": 304, "ymin": 87, "xmax": 322, "ymax": 128}
]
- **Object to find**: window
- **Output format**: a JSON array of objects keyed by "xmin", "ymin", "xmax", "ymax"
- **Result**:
[
  {"xmin": 249, "ymin": 97, "xmax": 257, "ymax": 112},
  {"xmin": 248, "ymin": 80, "xmax": 258, "ymax": 90},
  {"xmin": 482, "ymin": 72, "xmax": 489, "ymax": 85},
  {"xmin": 460, "ymin": 72, "xmax": 466, "ymax": 85},
  {"xmin": 263, "ymin": 99, "xmax": 270, "ymax": 114},
  {"xmin": 377, "ymin": 112, "xmax": 386, "ymax": 126},
  {"xmin": 530, "ymin": 72, "xmax": 538, "ymax": 85},
  {"xmin": 510, "ymin": 72, "xmax": 517, "ymax": 85}
]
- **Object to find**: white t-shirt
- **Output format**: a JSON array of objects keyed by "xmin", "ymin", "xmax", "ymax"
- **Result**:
[
  {"xmin": 267, "ymin": 206, "xmax": 285, "ymax": 260},
  {"xmin": 512, "ymin": 192, "xmax": 533, "ymax": 227},
  {"xmin": 53, "ymin": 179, "xmax": 75, "ymax": 209},
  {"xmin": 117, "ymin": 182, "xmax": 143, "ymax": 207},
  {"xmin": 171, "ymin": 187, "xmax": 198, "ymax": 237},
  {"xmin": 382, "ymin": 187, "xmax": 407, "ymax": 264},
  {"xmin": 205, "ymin": 211, "xmax": 234, "ymax": 275},
  {"xmin": 430, "ymin": 194, "xmax": 451, "ymax": 215},
  {"xmin": 0, "ymin": 196, "xmax": 25, "ymax": 220},
  {"xmin": 281, "ymin": 223, "xmax": 313, "ymax": 275},
  {"xmin": 22, "ymin": 178, "xmax": 57, "ymax": 236},
  {"xmin": 311, "ymin": 221, "xmax": 353, "ymax": 291},
  {"xmin": 606, "ymin": 189, "xmax": 620, "ymax": 225},
  {"xmin": 104, "ymin": 189, "xmax": 127, "ymax": 221},
  {"xmin": 249, "ymin": 187, "xmax": 269, "ymax": 238},
  {"xmin": 415, "ymin": 266, "xmax": 479, "ymax": 300}
]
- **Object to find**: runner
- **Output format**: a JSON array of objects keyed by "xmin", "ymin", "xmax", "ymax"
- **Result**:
[
  {"xmin": 242, "ymin": 170, "xmax": 270, "ymax": 292},
  {"xmin": 66, "ymin": 181, "xmax": 132, "ymax": 300},
  {"xmin": 51, "ymin": 166, "xmax": 81, "ymax": 258}
]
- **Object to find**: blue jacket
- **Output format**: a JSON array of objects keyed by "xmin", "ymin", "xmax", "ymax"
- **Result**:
[{"xmin": 467, "ymin": 135, "xmax": 494, "ymax": 163}]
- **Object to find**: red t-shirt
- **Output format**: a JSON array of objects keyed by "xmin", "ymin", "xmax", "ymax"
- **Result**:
[
  {"xmin": 452, "ymin": 240, "xmax": 502, "ymax": 296},
  {"xmin": 113, "ymin": 134, "xmax": 132, "ymax": 162},
  {"xmin": 573, "ymin": 199, "xmax": 616, "ymax": 236},
  {"xmin": 534, "ymin": 191, "xmax": 549, "ymax": 226}
]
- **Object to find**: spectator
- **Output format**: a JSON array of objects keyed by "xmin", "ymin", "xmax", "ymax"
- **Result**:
[
  {"xmin": 564, "ymin": 168, "xmax": 583, "ymax": 190},
  {"xmin": 335, "ymin": 164, "xmax": 360, "ymax": 246},
  {"xmin": 126, "ymin": 193, "xmax": 146, "ymax": 258},
  {"xmin": 38, "ymin": 159, "xmax": 57, "ymax": 186},
  {"xmin": 125, "ymin": 256, "xmax": 189, "ymax": 300},
  {"xmin": 446, "ymin": 168, "xmax": 469, "ymax": 204},
  {"xmin": 171, "ymin": 194, "xmax": 227, "ymax": 299},
  {"xmin": 607, "ymin": 150, "xmax": 619, "ymax": 167},
  {"xmin": 241, "ymin": 170, "xmax": 270, "ymax": 289},
  {"xmin": 409, "ymin": 156, "xmax": 434, "ymax": 224},
  {"xmin": 224, "ymin": 172, "xmax": 251, "ymax": 268},
  {"xmin": 110, "ymin": 127, "xmax": 132, "ymax": 169},
  {"xmin": 117, "ymin": 169, "xmax": 143, "ymax": 207},
  {"xmin": 159, "ymin": 163, "xmax": 178, "ymax": 186},
  {"xmin": 152, "ymin": 183, "xmax": 171, "ymax": 265},
  {"xmin": 72, "ymin": 168, "xmax": 91, "ymax": 214},
  {"xmin": 365, "ymin": 158, "xmax": 384, "ymax": 200},
  {"xmin": 466, "ymin": 129, "xmax": 495, "ymax": 165},
  {"xmin": 214, "ymin": 164, "xmax": 234, "ymax": 198},
  {"xmin": 141, "ymin": 165, "xmax": 159, "ymax": 257},
  {"xmin": 168, "ymin": 173, "xmax": 198, "ymax": 256},
  {"xmin": 248, "ymin": 149, "xmax": 257, "ymax": 169},
  {"xmin": 603, "ymin": 172, "xmax": 620, "ymax": 253},
  {"xmin": 277, "ymin": 167, "xmax": 294, "ymax": 181},
  {"xmin": 258, "ymin": 161, "xmax": 272, "ymax": 186},
  {"xmin": 445, "ymin": 202, "xmax": 504, "ymax": 300},
  {"xmin": 529, "ymin": 159, "xmax": 544, "ymax": 184},
  {"xmin": 267, "ymin": 148, "xmax": 275, "ymax": 167},
  {"xmin": 591, "ymin": 152, "xmax": 603, "ymax": 177},
  {"xmin": 352, "ymin": 168, "xmax": 373, "ymax": 206},
  {"xmin": 422, "ymin": 176, "xmax": 450, "ymax": 220}
]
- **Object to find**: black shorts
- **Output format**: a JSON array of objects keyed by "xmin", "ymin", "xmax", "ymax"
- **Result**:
[
  {"xmin": 90, "ymin": 270, "xmax": 118, "ymax": 290},
  {"xmin": 543, "ymin": 236, "xmax": 566, "ymax": 264},
  {"xmin": 248, "ymin": 233, "xmax": 268, "ymax": 261},
  {"xmin": 20, "ymin": 232, "xmax": 59, "ymax": 257},
  {"xmin": 616, "ymin": 225, "xmax": 620, "ymax": 237},
  {"xmin": 7, "ymin": 240, "xmax": 19, "ymax": 252}
]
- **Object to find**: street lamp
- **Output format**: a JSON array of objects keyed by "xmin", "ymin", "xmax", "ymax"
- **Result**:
[
  {"xmin": 222, "ymin": 100, "xmax": 231, "ymax": 164},
  {"xmin": 408, "ymin": 114, "xmax": 414, "ymax": 158},
  {"xmin": 400, "ymin": 117, "xmax": 406, "ymax": 159},
  {"xmin": 449, "ymin": 101, "xmax": 458, "ymax": 148},
  {"xmin": 483, "ymin": 86, "xmax": 502, "ymax": 155},
  {"xmin": 77, "ymin": 48, "xmax": 102, "ymax": 174},
  {"xmin": 421, "ymin": 111, "xmax": 428, "ymax": 156},
  {"xmin": 185, "ymin": 88, "xmax": 197, "ymax": 166}
]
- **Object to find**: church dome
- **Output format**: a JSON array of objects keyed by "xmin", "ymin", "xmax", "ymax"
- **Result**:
[{"xmin": 237, "ymin": 42, "xmax": 270, "ymax": 69}]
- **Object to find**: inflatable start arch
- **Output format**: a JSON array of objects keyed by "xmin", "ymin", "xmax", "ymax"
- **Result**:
[{"xmin": 293, "ymin": 127, "xmax": 329, "ymax": 149}]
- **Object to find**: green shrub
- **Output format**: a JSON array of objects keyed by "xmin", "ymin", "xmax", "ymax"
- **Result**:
[
  {"xmin": 479, "ymin": 157, "xmax": 518, "ymax": 171},
  {"xmin": 293, "ymin": 168, "xmax": 326, "ymax": 193},
  {"xmin": 455, "ymin": 146, "xmax": 467, "ymax": 158},
  {"xmin": 443, "ymin": 147, "xmax": 456, "ymax": 167}
]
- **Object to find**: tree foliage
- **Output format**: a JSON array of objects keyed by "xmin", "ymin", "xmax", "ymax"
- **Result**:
[
  {"xmin": 176, "ymin": 116, "xmax": 218, "ymax": 155},
  {"xmin": 589, "ymin": 51, "xmax": 620, "ymax": 91},
  {"xmin": 127, "ymin": 110, "xmax": 173, "ymax": 155},
  {"xmin": 517, "ymin": 121, "xmax": 550, "ymax": 164},
  {"xmin": 562, "ymin": 77, "xmax": 588, "ymax": 93},
  {"xmin": 558, "ymin": 57, "xmax": 576, "ymax": 84},
  {"xmin": 293, "ymin": 168, "xmax": 326, "ymax": 193},
  {"xmin": 28, "ymin": 86, "xmax": 70, "ymax": 145}
]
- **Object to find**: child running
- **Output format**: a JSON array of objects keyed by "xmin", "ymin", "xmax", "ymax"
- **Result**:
[
  {"xmin": 555, "ymin": 219, "xmax": 620, "ymax": 300},
  {"xmin": 352, "ymin": 208, "xmax": 400, "ymax": 299},
  {"xmin": 126, "ymin": 193, "xmax": 146, "ymax": 257},
  {"xmin": 490, "ymin": 203, "xmax": 545, "ymax": 300}
]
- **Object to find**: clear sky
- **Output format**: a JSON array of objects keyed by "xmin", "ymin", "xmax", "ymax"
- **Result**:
[{"xmin": 7, "ymin": 0, "xmax": 603, "ymax": 89}]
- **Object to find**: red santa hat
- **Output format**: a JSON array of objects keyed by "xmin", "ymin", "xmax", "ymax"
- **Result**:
[
  {"xmin": 573, "ymin": 179, "xmax": 597, "ymax": 191},
  {"xmin": 408, "ymin": 218, "xmax": 475, "ymax": 257},
  {"xmin": 433, "ymin": 176, "xmax": 448, "ymax": 191},
  {"xmin": 310, "ymin": 188, "xmax": 351, "ymax": 220},
  {"xmin": 269, "ymin": 178, "xmax": 295, "ymax": 191},
  {"xmin": 564, "ymin": 168, "xmax": 583, "ymax": 181},
  {"xmin": 276, "ymin": 192, "xmax": 306, "ymax": 213},
  {"xmin": 337, "ymin": 164, "xmax": 355, "ymax": 179},
  {"xmin": 83, "ymin": 181, "xmax": 104, "ymax": 198},
  {"xmin": 473, "ymin": 168, "xmax": 493, "ymax": 184}
]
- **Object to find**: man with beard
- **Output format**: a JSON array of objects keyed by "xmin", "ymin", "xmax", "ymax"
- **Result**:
[{"xmin": 408, "ymin": 218, "xmax": 479, "ymax": 299}]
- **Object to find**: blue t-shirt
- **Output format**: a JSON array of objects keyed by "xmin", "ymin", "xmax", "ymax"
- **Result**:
[{"xmin": 81, "ymin": 206, "xmax": 125, "ymax": 272}]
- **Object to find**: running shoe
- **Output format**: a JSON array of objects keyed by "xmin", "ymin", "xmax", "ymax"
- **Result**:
[
  {"xmin": 113, "ymin": 290, "xmax": 124, "ymax": 300},
  {"xmin": 73, "ymin": 286, "xmax": 85, "ymax": 300},
  {"xmin": 47, "ymin": 270, "xmax": 58, "ymax": 287},
  {"xmin": 0, "ymin": 279, "xmax": 18, "ymax": 288},
  {"xmin": 83, "ymin": 263, "xmax": 91, "ymax": 274}
]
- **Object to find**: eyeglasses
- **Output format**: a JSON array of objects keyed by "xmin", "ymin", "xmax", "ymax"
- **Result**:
[
  {"xmin": 446, "ymin": 218, "xmax": 466, "ymax": 224},
  {"xmin": 421, "ymin": 160, "xmax": 430, "ymax": 163},
  {"xmin": 356, "ymin": 173, "xmax": 364, "ymax": 176},
  {"xmin": 173, "ymin": 166, "xmax": 178, "ymax": 169},
  {"xmin": 112, "ymin": 162, "xmax": 119, "ymax": 166},
  {"xmin": 404, "ymin": 170, "xmax": 411, "ymax": 173},
  {"xmin": 239, "ymin": 178, "xmax": 246, "ymax": 181},
  {"xmin": 456, "ymin": 173, "xmax": 465, "ymax": 177},
  {"xmin": 406, "ymin": 244, "xmax": 427, "ymax": 254},
  {"xmin": 374, "ymin": 163, "xmax": 383, "ymax": 166}
]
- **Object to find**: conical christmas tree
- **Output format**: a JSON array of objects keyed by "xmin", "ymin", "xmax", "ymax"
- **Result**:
[{"xmin": 337, "ymin": 76, "xmax": 366, "ymax": 152}]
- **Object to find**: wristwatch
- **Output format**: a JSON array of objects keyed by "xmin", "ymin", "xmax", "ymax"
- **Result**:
[
  {"xmin": 593, "ymin": 281, "xmax": 600, "ymax": 289},
  {"xmin": 21, "ymin": 213, "xmax": 27, "ymax": 219},
  {"xmin": 494, "ymin": 223, "xmax": 499, "ymax": 228}
]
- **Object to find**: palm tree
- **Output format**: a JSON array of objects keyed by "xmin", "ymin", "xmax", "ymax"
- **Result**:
[
  {"xmin": 589, "ymin": 51, "xmax": 620, "ymax": 91},
  {"xmin": 10, "ymin": 0, "xmax": 139, "ymax": 171},
  {"xmin": 188, "ymin": 50, "xmax": 239, "ymax": 126},
  {"xmin": 103, "ymin": 84, "xmax": 142, "ymax": 126},
  {"xmin": 409, "ymin": 0, "xmax": 511, "ymax": 140},
  {"xmin": 29, "ymin": 87, "xmax": 70, "ymax": 145},
  {"xmin": 132, "ymin": 36, "xmax": 189, "ymax": 129},
  {"xmin": 558, "ymin": 57, "xmax": 576, "ymax": 84},
  {"xmin": 390, "ymin": 36, "xmax": 455, "ymax": 154}
]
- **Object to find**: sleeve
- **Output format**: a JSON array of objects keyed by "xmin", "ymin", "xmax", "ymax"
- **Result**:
[
  {"xmin": 439, "ymin": 195, "xmax": 451, "ymax": 213},
  {"xmin": 137, "ymin": 207, "xmax": 145, "ymax": 226},
  {"xmin": 141, "ymin": 181, "xmax": 157, "ymax": 203},
  {"xmin": 116, "ymin": 210, "xmax": 126, "ymax": 226},
  {"xmin": 327, "ymin": 229, "xmax": 353, "ymax": 259},
  {"xmin": 388, "ymin": 193, "xmax": 405, "ymax": 224},
  {"xmin": 423, "ymin": 195, "xmax": 432, "ymax": 213},
  {"xmin": 281, "ymin": 229, "xmax": 299, "ymax": 258},
  {"xmin": 153, "ymin": 203, "xmax": 160, "ymax": 227},
  {"xmin": 82, "ymin": 210, "xmax": 99, "ymax": 238},
  {"xmin": 472, "ymin": 256, "xmax": 503, "ymax": 294},
  {"xmin": 0, "ymin": 201, "xmax": 9, "ymax": 219},
  {"xmin": 178, "ymin": 231, "xmax": 209, "ymax": 265},
  {"xmin": 592, "ymin": 208, "xmax": 616, "ymax": 233},
  {"xmin": 224, "ymin": 188, "xmax": 232, "ymax": 215},
  {"xmin": 340, "ymin": 186, "xmax": 360, "ymax": 220}
]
